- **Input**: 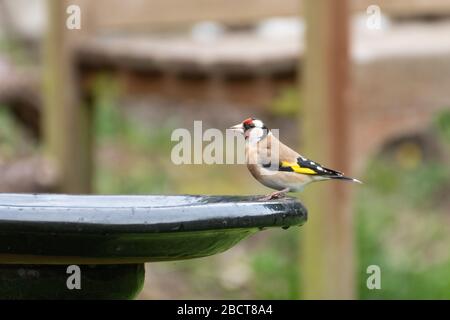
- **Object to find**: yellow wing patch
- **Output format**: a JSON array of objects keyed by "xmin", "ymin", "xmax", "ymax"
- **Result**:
[{"xmin": 280, "ymin": 161, "xmax": 317, "ymax": 175}]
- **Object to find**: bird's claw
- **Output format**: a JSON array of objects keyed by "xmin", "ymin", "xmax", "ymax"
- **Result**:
[{"xmin": 259, "ymin": 191, "xmax": 287, "ymax": 201}]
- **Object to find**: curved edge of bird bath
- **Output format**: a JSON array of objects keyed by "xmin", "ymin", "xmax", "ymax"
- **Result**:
[{"xmin": 0, "ymin": 194, "xmax": 307, "ymax": 264}]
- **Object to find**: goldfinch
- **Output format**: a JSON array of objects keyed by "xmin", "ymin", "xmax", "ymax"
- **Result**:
[{"xmin": 229, "ymin": 118, "xmax": 361, "ymax": 200}]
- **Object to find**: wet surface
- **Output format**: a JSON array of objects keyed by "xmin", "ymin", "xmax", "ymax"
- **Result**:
[{"xmin": 0, "ymin": 194, "xmax": 307, "ymax": 263}]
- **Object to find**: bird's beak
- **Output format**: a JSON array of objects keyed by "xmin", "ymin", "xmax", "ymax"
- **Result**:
[{"xmin": 228, "ymin": 123, "xmax": 244, "ymax": 134}]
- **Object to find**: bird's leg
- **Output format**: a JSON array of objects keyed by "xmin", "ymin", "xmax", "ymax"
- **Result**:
[{"xmin": 260, "ymin": 188, "xmax": 290, "ymax": 201}]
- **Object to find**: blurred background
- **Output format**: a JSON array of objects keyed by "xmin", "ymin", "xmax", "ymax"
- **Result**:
[{"xmin": 0, "ymin": 0, "xmax": 450, "ymax": 299}]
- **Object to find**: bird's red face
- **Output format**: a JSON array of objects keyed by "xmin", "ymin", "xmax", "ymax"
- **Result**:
[{"xmin": 229, "ymin": 118, "xmax": 268, "ymax": 138}]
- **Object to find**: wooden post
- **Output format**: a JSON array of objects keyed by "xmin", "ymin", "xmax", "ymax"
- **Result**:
[
  {"xmin": 300, "ymin": 0, "xmax": 354, "ymax": 299},
  {"xmin": 43, "ymin": 0, "xmax": 93, "ymax": 193}
]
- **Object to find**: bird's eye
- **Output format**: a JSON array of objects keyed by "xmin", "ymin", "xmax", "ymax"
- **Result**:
[{"xmin": 243, "ymin": 122, "xmax": 254, "ymax": 130}]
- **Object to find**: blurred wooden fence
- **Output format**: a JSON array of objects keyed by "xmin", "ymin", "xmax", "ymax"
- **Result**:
[{"xmin": 77, "ymin": 0, "xmax": 450, "ymax": 31}]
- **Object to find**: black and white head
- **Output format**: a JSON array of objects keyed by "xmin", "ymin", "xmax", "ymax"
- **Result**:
[{"xmin": 229, "ymin": 118, "xmax": 270, "ymax": 142}]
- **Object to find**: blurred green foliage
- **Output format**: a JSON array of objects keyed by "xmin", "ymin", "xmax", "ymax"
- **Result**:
[
  {"xmin": 0, "ymin": 106, "xmax": 21, "ymax": 156},
  {"xmin": 0, "ymin": 38, "xmax": 33, "ymax": 66},
  {"xmin": 357, "ymin": 162, "xmax": 450, "ymax": 299},
  {"xmin": 357, "ymin": 109, "xmax": 450, "ymax": 299},
  {"xmin": 435, "ymin": 109, "xmax": 450, "ymax": 144},
  {"xmin": 93, "ymin": 77, "xmax": 173, "ymax": 194},
  {"xmin": 270, "ymin": 87, "xmax": 302, "ymax": 117},
  {"xmin": 251, "ymin": 230, "xmax": 300, "ymax": 299},
  {"xmin": 0, "ymin": 106, "xmax": 36, "ymax": 159}
]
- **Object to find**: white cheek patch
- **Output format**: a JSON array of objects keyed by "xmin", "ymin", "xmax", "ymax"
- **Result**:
[
  {"xmin": 248, "ymin": 128, "xmax": 264, "ymax": 142},
  {"xmin": 252, "ymin": 120, "xmax": 264, "ymax": 128}
]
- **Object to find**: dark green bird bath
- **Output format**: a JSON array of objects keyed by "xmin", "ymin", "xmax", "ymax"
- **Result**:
[{"xmin": 0, "ymin": 194, "xmax": 307, "ymax": 299}]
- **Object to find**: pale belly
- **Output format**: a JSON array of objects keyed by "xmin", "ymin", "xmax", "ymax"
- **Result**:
[{"xmin": 247, "ymin": 163, "xmax": 313, "ymax": 192}]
